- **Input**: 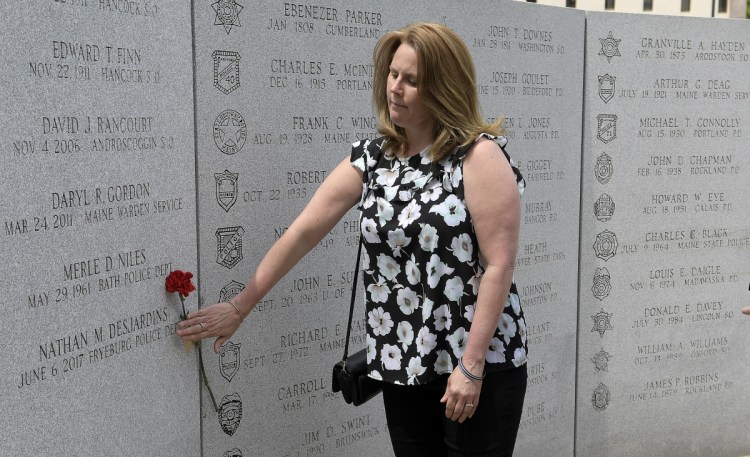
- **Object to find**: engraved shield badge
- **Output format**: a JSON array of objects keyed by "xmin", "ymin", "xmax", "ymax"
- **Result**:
[
  {"xmin": 215, "ymin": 170, "xmax": 238, "ymax": 212},
  {"xmin": 216, "ymin": 226, "xmax": 245, "ymax": 269},
  {"xmin": 220, "ymin": 341, "xmax": 240, "ymax": 383},
  {"xmin": 598, "ymin": 74, "xmax": 615, "ymax": 103},
  {"xmin": 213, "ymin": 50, "xmax": 240, "ymax": 94}
]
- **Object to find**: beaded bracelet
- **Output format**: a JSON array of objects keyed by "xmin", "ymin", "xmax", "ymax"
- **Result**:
[
  {"xmin": 458, "ymin": 357, "xmax": 486, "ymax": 382},
  {"xmin": 227, "ymin": 298, "xmax": 244, "ymax": 320}
]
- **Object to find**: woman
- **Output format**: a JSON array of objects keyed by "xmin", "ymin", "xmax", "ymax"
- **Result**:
[{"xmin": 178, "ymin": 22, "xmax": 527, "ymax": 456}]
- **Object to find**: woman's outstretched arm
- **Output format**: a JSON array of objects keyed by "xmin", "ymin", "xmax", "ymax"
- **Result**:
[{"xmin": 177, "ymin": 156, "xmax": 363, "ymax": 352}]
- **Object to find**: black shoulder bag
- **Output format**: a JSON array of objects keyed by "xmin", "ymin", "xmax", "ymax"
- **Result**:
[{"xmin": 331, "ymin": 230, "xmax": 383, "ymax": 405}]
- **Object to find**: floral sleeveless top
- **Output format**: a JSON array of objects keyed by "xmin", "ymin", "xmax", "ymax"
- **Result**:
[{"xmin": 350, "ymin": 133, "xmax": 527, "ymax": 385}]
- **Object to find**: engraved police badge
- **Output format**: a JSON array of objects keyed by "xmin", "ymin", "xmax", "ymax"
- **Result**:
[
  {"xmin": 213, "ymin": 50, "xmax": 240, "ymax": 94},
  {"xmin": 591, "ymin": 383, "xmax": 611, "ymax": 412},
  {"xmin": 220, "ymin": 341, "xmax": 240, "ymax": 383},
  {"xmin": 215, "ymin": 170, "xmax": 239, "ymax": 212},
  {"xmin": 593, "ymin": 229, "xmax": 618, "ymax": 261},
  {"xmin": 219, "ymin": 393, "xmax": 243, "ymax": 436},
  {"xmin": 594, "ymin": 193, "xmax": 615, "ymax": 222},
  {"xmin": 216, "ymin": 226, "xmax": 245, "ymax": 269},
  {"xmin": 223, "ymin": 450, "xmax": 243, "ymax": 457},
  {"xmin": 213, "ymin": 110, "xmax": 246, "ymax": 155},
  {"xmin": 591, "ymin": 308, "xmax": 613, "ymax": 337},
  {"xmin": 598, "ymin": 74, "xmax": 615, "ymax": 103},
  {"xmin": 220, "ymin": 280, "xmax": 245, "ymax": 303},
  {"xmin": 597, "ymin": 114, "xmax": 618, "ymax": 144},
  {"xmin": 595, "ymin": 152, "xmax": 614, "ymax": 184},
  {"xmin": 592, "ymin": 267, "xmax": 612, "ymax": 301},
  {"xmin": 212, "ymin": 0, "xmax": 243, "ymax": 34},
  {"xmin": 599, "ymin": 31, "xmax": 621, "ymax": 62},
  {"xmin": 591, "ymin": 348, "xmax": 612, "ymax": 372}
]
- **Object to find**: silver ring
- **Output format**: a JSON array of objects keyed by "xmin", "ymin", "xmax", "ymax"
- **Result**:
[
  {"xmin": 199, "ymin": 322, "xmax": 205, "ymax": 331},
  {"xmin": 465, "ymin": 403, "xmax": 474, "ymax": 408}
]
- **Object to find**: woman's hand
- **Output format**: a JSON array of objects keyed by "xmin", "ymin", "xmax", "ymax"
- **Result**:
[
  {"xmin": 177, "ymin": 302, "xmax": 243, "ymax": 353},
  {"xmin": 440, "ymin": 364, "xmax": 483, "ymax": 423},
  {"xmin": 742, "ymin": 306, "xmax": 750, "ymax": 315}
]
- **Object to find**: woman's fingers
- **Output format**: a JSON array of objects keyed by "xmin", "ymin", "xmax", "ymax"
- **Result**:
[
  {"xmin": 447, "ymin": 399, "xmax": 476, "ymax": 423},
  {"xmin": 177, "ymin": 302, "xmax": 243, "ymax": 347},
  {"xmin": 177, "ymin": 310, "xmax": 212, "ymax": 341},
  {"xmin": 462, "ymin": 398, "xmax": 479, "ymax": 422},
  {"xmin": 214, "ymin": 336, "xmax": 228, "ymax": 353},
  {"xmin": 441, "ymin": 370, "xmax": 481, "ymax": 422}
]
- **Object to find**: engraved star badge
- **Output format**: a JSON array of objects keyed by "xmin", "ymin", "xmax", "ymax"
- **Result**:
[
  {"xmin": 212, "ymin": 0, "xmax": 243, "ymax": 34},
  {"xmin": 213, "ymin": 110, "xmax": 246, "ymax": 155},
  {"xmin": 591, "ymin": 308, "xmax": 613, "ymax": 337},
  {"xmin": 599, "ymin": 31, "xmax": 621, "ymax": 62}
]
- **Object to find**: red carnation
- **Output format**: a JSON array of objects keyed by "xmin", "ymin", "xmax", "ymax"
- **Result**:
[{"xmin": 165, "ymin": 270, "xmax": 196, "ymax": 297}]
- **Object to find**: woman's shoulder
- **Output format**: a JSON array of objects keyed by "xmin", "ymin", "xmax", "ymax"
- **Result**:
[
  {"xmin": 350, "ymin": 136, "xmax": 388, "ymax": 174},
  {"xmin": 463, "ymin": 133, "xmax": 525, "ymax": 195},
  {"xmin": 351, "ymin": 136, "xmax": 387, "ymax": 153},
  {"xmin": 449, "ymin": 133, "xmax": 507, "ymax": 162}
]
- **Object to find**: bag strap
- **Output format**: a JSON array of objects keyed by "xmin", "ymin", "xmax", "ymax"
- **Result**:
[
  {"xmin": 342, "ymin": 236, "xmax": 363, "ymax": 361},
  {"xmin": 341, "ymin": 139, "xmax": 383, "ymax": 361}
]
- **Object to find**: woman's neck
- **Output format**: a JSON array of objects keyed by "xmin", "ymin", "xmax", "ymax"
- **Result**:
[{"xmin": 401, "ymin": 127, "xmax": 435, "ymax": 158}]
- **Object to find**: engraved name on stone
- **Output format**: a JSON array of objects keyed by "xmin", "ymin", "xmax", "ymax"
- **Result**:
[
  {"xmin": 18, "ymin": 305, "xmax": 176, "ymax": 389},
  {"xmin": 285, "ymin": 413, "xmax": 384, "ymax": 455},
  {"xmin": 518, "ymin": 399, "xmax": 563, "ymax": 432},
  {"xmin": 625, "ymin": 370, "xmax": 736, "ymax": 404},
  {"xmin": 636, "ymin": 36, "xmax": 748, "ymax": 62},
  {"xmin": 267, "ymin": 4, "xmax": 383, "ymax": 39},
  {"xmin": 632, "ymin": 333, "xmax": 730, "ymax": 366},
  {"xmin": 278, "ymin": 376, "xmax": 328, "ymax": 412},
  {"xmin": 11, "ymin": 115, "xmax": 176, "ymax": 160},
  {"xmin": 4, "ymin": 181, "xmax": 185, "ymax": 237},
  {"xmin": 28, "ymin": 41, "xmax": 161, "ymax": 85}
]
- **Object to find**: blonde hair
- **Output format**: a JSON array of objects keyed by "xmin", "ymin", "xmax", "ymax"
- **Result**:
[{"xmin": 373, "ymin": 22, "xmax": 502, "ymax": 161}]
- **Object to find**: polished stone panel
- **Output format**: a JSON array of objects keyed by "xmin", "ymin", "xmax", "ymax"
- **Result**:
[
  {"xmin": 577, "ymin": 11, "xmax": 750, "ymax": 457},
  {"xmin": 446, "ymin": 2, "xmax": 584, "ymax": 456},
  {"xmin": 0, "ymin": 1, "xmax": 199, "ymax": 456}
]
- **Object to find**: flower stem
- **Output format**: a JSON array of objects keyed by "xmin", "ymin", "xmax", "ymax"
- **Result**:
[
  {"xmin": 197, "ymin": 341, "xmax": 219, "ymax": 412},
  {"xmin": 178, "ymin": 293, "xmax": 218, "ymax": 412},
  {"xmin": 179, "ymin": 294, "xmax": 188, "ymax": 320}
]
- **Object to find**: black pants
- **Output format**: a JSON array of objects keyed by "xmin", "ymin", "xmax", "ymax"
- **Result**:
[{"xmin": 382, "ymin": 365, "xmax": 527, "ymax": 457}]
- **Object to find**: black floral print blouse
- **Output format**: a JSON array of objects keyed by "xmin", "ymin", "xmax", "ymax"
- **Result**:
[{"xmin": 350, "ymin": 133, "xmax": 527, "ymax": 385}]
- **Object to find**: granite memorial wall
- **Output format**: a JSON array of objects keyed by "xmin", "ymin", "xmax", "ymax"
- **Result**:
[
  {"xmin": 192, "ymin": 1, "xmax": 431, "ymax": 455},
  {"xmin": 0, "ymin": 1, "xmax": 200, "ymax": 456},
  {"xmin": 193, "ymin": 1, "xmax": 584, "ymax": 455},
  {"xmin": 577, "ymin": 12, "xmax": 750, "ymax": 457},
  {"xmin": 2, "ymin": 1, "xmax": 748, "ymax": 456}
]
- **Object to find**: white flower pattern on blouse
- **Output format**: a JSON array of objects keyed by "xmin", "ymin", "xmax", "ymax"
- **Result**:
[{"xmin": 351, "ymin": 134, "xmax": 527, "ymax": 385}]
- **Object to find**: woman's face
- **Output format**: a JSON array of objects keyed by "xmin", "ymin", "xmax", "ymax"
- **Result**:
[{"xmin": 387, "ymin": 43, "xmax": 435, "ymax": 134}]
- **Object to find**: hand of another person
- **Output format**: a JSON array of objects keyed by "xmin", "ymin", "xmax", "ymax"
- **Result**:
[
  {"xmin": 177, "ymin": 301, "xmax": 243, "ymax": 353},
  {"xmin": 440, "ymin": 365, "xmax": 483, "ymax": 423},
  {"xmin": 742, "ymin": 306, "xmax": 750, "ymax": 315}
]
